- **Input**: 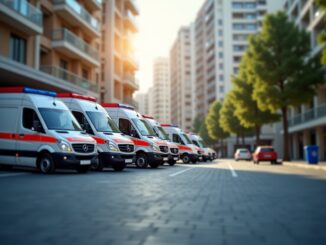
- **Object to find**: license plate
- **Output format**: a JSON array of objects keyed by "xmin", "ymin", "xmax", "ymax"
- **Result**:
[
  {"xmin": 163, "ymin": 157, "xmax": 168, "ymax": 161},
  {"xmin": 265, "ymin": 154, "xmax": 271, "ymax": 158},
  {"xmin": 173, "ymin": 157, "xmax": 178, "ymax": 160},
  {"xmin": 125, "ymin": 159, "xmax": 133, "ymax": 163},
  {"xmin": 199, "ymin": 157, "xmax": 203, "ymax": 160},
  {"xmin": 80, "ymin": 160, "xmax": 91, "ymax": 165}
]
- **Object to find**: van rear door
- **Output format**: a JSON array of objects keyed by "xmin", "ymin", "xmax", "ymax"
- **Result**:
[{"xmin": 0, "ymin": 106, "xmax": 19, "ymax": 165}]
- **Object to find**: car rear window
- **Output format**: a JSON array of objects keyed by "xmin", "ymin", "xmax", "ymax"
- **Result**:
[
  {"xmin": 261, "ymin": 148, "xmax": 274, "ymax": 152},
  {"xmin": 240, "ymin": 150, "xmax": 249, "ymax": 153}
]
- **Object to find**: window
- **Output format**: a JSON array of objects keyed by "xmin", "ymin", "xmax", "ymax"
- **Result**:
[
  {"xmin": 39, "ymin": 109, "xmax": 82, "ymax": 131},
  {"xmin": 22, "ymin": 108, "xmax": 44, "ymax": 132},
  {"xmin": 86, "ymin": 111, "xmax": 120, "ymax": 133},
  {"xmin": 119, "ymin": 118, "xmax": 139, "ymax": 138},
  {"xmin": 82, "ymin": 69, "xmax": 89, "ymax": 80},
  {"xmin": 59, "ymin": 59, "xmax": 68, "ymax": 70},
  {"xmin": 10, "ymin": 34, "xmax": 26, "ymax": 64},
  {"xmin": 72, "ymin": 111, "xmax": 94, "ymax": 134},
  {"xmin": 173, "ymin": 134, "xmax": 184, "ymax": 145}
]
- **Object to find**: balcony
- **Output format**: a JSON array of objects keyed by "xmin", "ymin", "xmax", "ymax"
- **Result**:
[
  {"xmin": 125, "ymin": 0, "xmax": 139, "ymax": 15},
  {"xmin": 84, "ymin": 0, "xmax": 102, "ymax": 11},
  {"xmin": 52, "ymin": 29, "xmax": 100, "ymax": 67},
  {"xmin": 124, "ymin": 11, "xmax": 138, "ymax": 32},
  {"xmin": 288, "ymin": 103, "xmax": 326, "ymax": 132},
  {"xmin": 0, "ymin": 0, "xmax": 42, "ymax": 35},
  {"xmin": 123, "ymin": 74, "xmax": 139, "ymax": 90},
  {"xmin": 53, "ymin": 0, "xmax": 101, "ymax": 37},
  {"xmin": 40, "ymin": 66, "xmax": 98, "ymax": 93},
  {"xmin": 124, "ymin": 52, "xmax": 139, "ymax": 69}
]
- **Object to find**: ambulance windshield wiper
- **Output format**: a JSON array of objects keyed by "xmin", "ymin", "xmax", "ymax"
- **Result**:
[{"xmin": 56, "ymin": 130, "xmax": 69, "ymax": 134}]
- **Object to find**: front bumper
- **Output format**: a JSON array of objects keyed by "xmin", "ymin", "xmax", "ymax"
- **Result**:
[
  {"xmin": 99, "ymin": 152, "xmax": 135, "ymax": 167},
  {"xmin": 168, "ymin": 153, "xmax": 179, "ymax": 162},
  {"xmin": 52, "ymin": 153, "xmax": 97, "ymax": 169},
  {"xmin": 147, "ymin": 152, "xmax": 169, "ymax": 164}
]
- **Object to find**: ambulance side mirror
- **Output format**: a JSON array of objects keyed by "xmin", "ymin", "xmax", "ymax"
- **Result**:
[{"xmin": 33, "ymin": 120, "xmax": 42, "ymax": 133}]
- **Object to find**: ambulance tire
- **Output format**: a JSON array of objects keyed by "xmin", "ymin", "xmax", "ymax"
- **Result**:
[
  {"xmin": 149, "ymin": 161, "xmax": 160, "ymax": 169},
  {"xmin": 168, "ymin": 160, "xmax": 176, "ymax": 166},
  {"xmin": 91, "ymin": 158, "xmax": 104, "ymax": 171},
  {"xmin": 182, "ymin": 154, "xmax": 190, "ymax": 164},
  {"xmin": 38, "ymin": 153, "xmax": 55, "ymax": 174},
  {"xmin": 77, "ymin": 166, "xmax": 89, "ymax": 174},
  {"xmin": 112, "ymin": 164, "xmax": 125, "ymax": 172},
  {"xmin": 191, "ymin": 160, "xmax": 197, "ymax": 164},
  {"xmin": 135, "ymin": 153, "xmax": 148, "ymax": 168}
]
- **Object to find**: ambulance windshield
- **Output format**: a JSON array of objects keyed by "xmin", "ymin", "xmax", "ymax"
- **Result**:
[
  {"xmin": 39, "ymin": 108, "xmax": 82, "ymax": 131},
  {"xmin": 86, "ymin": 111, "xmax": 120, "ymax": 133},
  {"xmin": 132, "ymin": 119, "xmax": 156, "ymax": 136},
  {"xmin": 181, "ymin": 134, "xmax": 192, "ymax": 144},
  {"xmin": 155, "ymin": 126, "xmax": 170, "ymax": 141}
]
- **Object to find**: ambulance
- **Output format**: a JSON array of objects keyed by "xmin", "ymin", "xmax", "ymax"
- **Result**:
[
  {"xmin": 187, "ymin": 133, "xmax": 211, "ymax": 162},
  {"xmin": 160, "ymin": 124, "xmax": 201, "ymax": 164},
  {"xmin": 102, "ymin": 103, "xmax": 169, "ymax": 168},
  {"xmin": 0, "ymin": 87, "xmax": 97, "ymax": 174},
  {"xmin": 142, "ymin": 115, "xmax": 180, "ymax": 166},
  {"xmin": 58, "ymin": 93, "xmax": 135, "ymax": 171}
]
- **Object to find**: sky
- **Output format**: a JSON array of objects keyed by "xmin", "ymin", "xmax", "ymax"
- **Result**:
[{"xmin": 134, "ymin": 0, "xmax": 206, "ymax": 93}]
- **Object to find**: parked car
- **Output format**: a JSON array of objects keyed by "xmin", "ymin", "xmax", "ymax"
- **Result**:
[
  {"xmin": 252, "ymin": 146, "xmax": 278, "ymax": 164},
  {"xmin": 234, "ymin": 148, "xmax": 252, "ymax": 161}
]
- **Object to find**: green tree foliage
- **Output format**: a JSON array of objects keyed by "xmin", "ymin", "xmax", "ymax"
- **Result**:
[
  {"xmin": 316, "ymin": 0, "xmax": 326, "ymax": 64},
  {"xmin": 205, "ymin": 101, "xmax": 229, "ymax": 141},
  {"xmin": 192, "ymin": 115, "xmax": 202, "ymax": 134},
  {"xmin": 199, "ymin": 119, "xmax": 214, "ymax": 145},
  {"xmin": 232, "ymin": 53, "xmax": 279, "ymax": 145},
  {"xmin": 219, "ymin": 91, "xmax": 251, "ymax": 141},
  {"xmin": 249, "ymin": 12, "xmax": 325, "ymax": 160}
]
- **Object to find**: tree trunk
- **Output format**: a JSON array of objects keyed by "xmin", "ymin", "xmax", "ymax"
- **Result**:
[
  {"xmin": 255, "ymin": 125, "xmax": 261, "ymax": 146},
  {"xmin": 281, "ymin": 107, "xmax": 290, "ymax": 161}
]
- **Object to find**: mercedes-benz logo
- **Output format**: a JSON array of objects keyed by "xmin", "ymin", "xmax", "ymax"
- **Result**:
[
  {"xmin": 82, "ymin": 144, "xmax": 88, "ymax": 152},
  {"xmin": 126, "ymin": 145, "xmax": 132, "ymax": 152}
]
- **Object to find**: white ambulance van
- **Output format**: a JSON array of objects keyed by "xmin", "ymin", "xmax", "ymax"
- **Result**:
[
  {"xmin": 58, "ymin": 93, "xmax": 136, "ymax": 171},
  {"xmin": 142, "ymin": 115, "xmax": 179, "ymax": 166},
  {"xmin": 0, "ymin": 87, "xmax": 97, "ymax": 174},
  {"xmin": 102, "ymin": 103, "xmax": 169, "ymax": 168},
  {"xmin": 160, "ymin": 124, "xmax": 201, "ymax": 164},
  {"xmin": 188, "ymin": 133, "xmax": 211, "ymax": 162}
]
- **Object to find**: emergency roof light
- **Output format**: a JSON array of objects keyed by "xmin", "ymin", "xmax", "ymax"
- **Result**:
[
  {"xmin": 0, "ymin": 87, "xmax": 57, "ymax": 97},
  {"xmin": 160, "ymin": 123, "xmax": 179, "ymax": 128},
  {"xmin": 142, "ymin": 115, "xmax": 154, "ymax": 119},
  {"xmin": 57, "ymin": 93, "xmax": 97, "ymax": 102},
  {"xmin": 101, "ymin": 103, "xmax": 135, "ymax": 110}
]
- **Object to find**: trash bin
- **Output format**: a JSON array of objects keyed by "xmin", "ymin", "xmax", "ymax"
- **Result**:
[{"xmin": 304, "ymin": 145, "xmax": 319, "ymax": 164}]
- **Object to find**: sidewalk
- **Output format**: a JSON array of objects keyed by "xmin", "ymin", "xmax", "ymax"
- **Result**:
[{"xmin": 283, "ymin": 160, "xmax": 326, "ymax": 171}]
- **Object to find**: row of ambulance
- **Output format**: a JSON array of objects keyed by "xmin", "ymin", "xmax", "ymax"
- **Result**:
[{"xmin": 0, "ymin": 87, "xmax": 217, "ymax": 174}]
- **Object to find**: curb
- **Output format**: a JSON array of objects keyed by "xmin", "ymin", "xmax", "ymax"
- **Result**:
[{"xmin": 283, "ymin": 162, "xmax": 326, "ymax": 171}]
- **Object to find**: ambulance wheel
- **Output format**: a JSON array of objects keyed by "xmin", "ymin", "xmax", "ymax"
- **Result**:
[
  {"xmin": 91, "ymin": 158, "xmax": 104, "ymax": 171},
  {"xmin": 135, "ymin": 153, "xmax": 148, "ymax": 168},
  {"xmin": 112, "ymin": 164, "xmax": 125, "ymax": 172},
  {"xmin": 191, "ymin": 160, "xmax": 197, "ymax": 164},
  {"xmin": 168, "ymin": 160, "xmax": 176, "ymax": 166},
  {"xmin": 149, "ymin": 161, "xmax": 160, "ymax": 168},
  {"xmin": 182, "ymin": 154, "xmax": 190, "ymax": 164},
  {"xmin": 38, "ymin": 153, "xmax": 55, "ymax": 174},
  {"xmin": 77, "ymin": 166, "xmax": 89, "ymax": 173}
]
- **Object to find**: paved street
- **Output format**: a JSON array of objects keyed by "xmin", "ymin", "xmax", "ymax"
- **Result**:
[{"xmin": 1, "ymin": 160, "xmax": 326, "ymax": 245}]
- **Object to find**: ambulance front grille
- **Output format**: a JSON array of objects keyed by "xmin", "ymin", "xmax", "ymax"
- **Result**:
[
  {"xmin": 170, "ymin": 148, "xmax": 179, "ymax": 154},
  {"xmin": 72, "ymin": 144, "xmax": 95, "ymax": 153},
  {"xmin": 159, "ymin": 146, "xmax": 169, "ymax": 153},
  {"xmin": 118, "ymin": 144, "xmax": 135, "ymax": 153}
]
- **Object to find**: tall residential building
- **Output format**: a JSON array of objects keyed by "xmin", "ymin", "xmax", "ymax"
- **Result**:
[
  {"xmin": 284, "ymin": 0, "xmax": 326, "ymax": 161},
  {"xmin": 170, "ymin": 26, "xmax": 194, "ymax": 131},
  {"xmin": 194, "ymin": 0, "xmax": 284, "ymax": 117},
  {"xmin": 101, "ymin": 0, "xmax": 139, "ymax": 104},
  {"xmin": 134, "ymin": 92, "xmax": 149, "ymax": 115},
  {"xmin": 152, "ymin": 57, "xmax": 170, "ymax": 123},
  {"xmin": 0, "ymin": 0, "xmax": 101, "ymax": 98}
]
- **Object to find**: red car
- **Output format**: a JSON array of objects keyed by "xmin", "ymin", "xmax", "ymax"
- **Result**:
[{"xmin": 253, "ymin": 146, "xmax": 278, "ymax": 164}]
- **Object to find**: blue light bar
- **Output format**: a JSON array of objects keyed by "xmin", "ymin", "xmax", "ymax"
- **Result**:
[{"xmin": 23, "ymin": 87, "xmax": 57, "ymax": 97}]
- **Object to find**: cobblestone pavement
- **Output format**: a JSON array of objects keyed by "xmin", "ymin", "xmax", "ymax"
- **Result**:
[{"xmin": 0, "ymin": 159, "xmax": 326, "ymax": 245}]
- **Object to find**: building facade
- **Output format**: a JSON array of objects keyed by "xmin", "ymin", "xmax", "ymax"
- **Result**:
[
  {"xmin": 194, "ymin": 0, "xmax": 284, "ymax": 118},
  {"xmin": 101, "ymin": 0, "xmax": 139, "ymax": 104},
  {"xmin": 284, "ymin": 0, "xmax": 326, "ymax": 161},
  {"xmin": 0, "ymin": 0, "xmax": 102, "ymax": 97},
  {"xmin": 152, "ymin": 57, "xmax": 170, "ymax": 123},
  {"xmin": 134, "ymin": 92, "xmax": 149, "ymax": 115},
  {"xmin": 170, "ymin": 26, "xmax": 194, "ymax": 131}
]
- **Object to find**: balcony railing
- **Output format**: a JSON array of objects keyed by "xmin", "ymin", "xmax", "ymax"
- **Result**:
[
  {"xmin": 0, "ymin": 0, "xmax": 42, "ymax": 27},
  {"xmin": 288, "ymin": 103, "xmax": 326, "ymax": 127},
  {"xmin": 40, "ymin": 66, "xmax": 98, "ymax": 93},
  {"xmin": 52, "ymin": 29, "xmax": 99, "ymax": 61},
  {"xmin": 53, "ymin": 0, "xmax": 100, "ymax": 32},
  {"xmin": 125, "ymin": 10, "xmax": 138, "ymax": 30}
]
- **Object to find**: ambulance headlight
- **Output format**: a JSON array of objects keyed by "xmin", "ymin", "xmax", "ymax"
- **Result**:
[
  {"xmin": 58, "ymin": 141, "xmax": 72, "ymax": 152},
  {"xmin": 108, "ymin": 142, "xmax": 119, "ymax": 152},
  {"xmin": 151, "ymin": 144, "xmax": 160, "ymax": 152}
]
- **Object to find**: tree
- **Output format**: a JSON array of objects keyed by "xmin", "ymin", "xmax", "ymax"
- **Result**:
[
  {"xmin": 192, "ymin": 115, "xmax": 202, "ymax": 134},
  {"xmin": 206, "ymin": 101, "xmax": 229, "ymax": 156},
  {"xmin": 219, "ymin": 91, "xmax": 251, "ymax": 145},
  {"xmin": 199, "ymin": 119, "xmax": 214, "ymax": 145},
  {"xmin": 316, "ymin": 0, "xmax": 326, "ymax": 64},
  {"xmin": 232, "ymin": 53, "xmax": 279, "ymax": 146},
  {"xmin": 249, "ymin": 12, "xmax": 325, "ymax": 161}
]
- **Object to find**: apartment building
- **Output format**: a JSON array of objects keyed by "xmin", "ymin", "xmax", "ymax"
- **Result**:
[
  {"xmin": 284, "ymin": 0, "xmax": 326, "ymax": 161},
  {"xmin": 134, "ymin": 91, "xmax": 149, "ymax": 115},
  {"xmin": 152, "ymin": 57, "xmax": 170, "ymax": 123},
  {"xmin": 101, "ymin": 0, "xmax": 139, "ymax": 104},
  {"xmin": 0, "ymin": 0, "xmax": 102, "ymax": 97},
  {"xmin": 194, "ymin": 0, "xmax": 283, "ymax": 118},
  {"xmin": 170, "ymin": 26, "xmax": 194, "ymax": 131}
]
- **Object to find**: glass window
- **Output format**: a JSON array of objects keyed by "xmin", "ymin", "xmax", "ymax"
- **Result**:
[
  {"xmin": 38, "ymin": 108, "xmax": 82, "ymax": 131},
  {"xmin": 192, "ymin": 140, "xmax": 200, "ymax": 147},
  {"xmin": 154, "ymin": 126, "xmax": 170, "ymax": 140},
  {"xmin": 173, "ymin": 134, "xmax": 184, "ymax": 145},
  {"xmin": 22, "ymin": 108, "xmax": 44, "ymax": 132},
  {"xmin": 86, "ymin": 111, "xmax": 120, "ymax": 133},
  {"xmin": 132, "ymin": 119, "xmax": 156, "ymax": 136},
  {"xmin": 181, "ymin": 134, "xmax": 192, "ymax": 144},
  {"xmin": 10, "ymin": 34, "xmax": 26, "ymax": 64},
  {"xmin": 72, "ymin": 111, "xmax": 94, "ymax": 135}
]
